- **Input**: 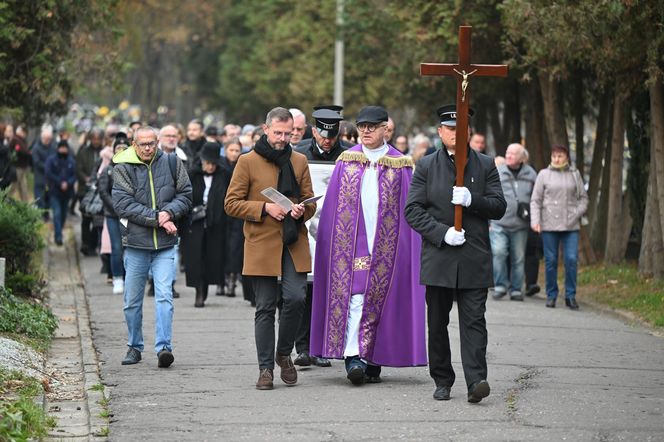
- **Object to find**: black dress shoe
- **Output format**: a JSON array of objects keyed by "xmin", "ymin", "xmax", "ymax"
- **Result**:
[
  {"xmin": 365, "ymin": 364, "xmax": 382, "ymax": 383},
  {"xmin": 545, "ymin": 298, "xmax": 556, "ymax": 308},
  {"xmin": 347, "ymin": 366, "xmax": 365, "ymax": 385},
  {"xmin": 565, "ymin": 298, "xmax": 579, "ymax": 310},
  {"xmin": 468, "ymin": 380, "xmax": 490, "ymax": 403},
  {"xmin": 311, "ymin": 356, "xmax": 331, "ymax": 367},
  {"xmin": 294, "ymin": 352, "xmax": 312, "ymax": 366},
  {"xmin": 433, "ymin": 385, "xmax": 451, "ymax": 401},
  {"xmin": 525, "ymin": 284, "xmax": 540, "ymax": 297}
]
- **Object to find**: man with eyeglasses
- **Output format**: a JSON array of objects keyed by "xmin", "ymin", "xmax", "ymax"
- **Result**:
[
  {"xmin": 112, "ymin": 126, "xmax": 192, "ymax": 368},
  {"xmin": 310, "ymin": 105, "xmax": 427, "ymax": 386},
  {"xmin": 405, "ymin": 104, "xmax": 506, "ymax": 403},
  {"xmin": 225, "ymin": 107, "xmax": 316, "ymax": 391}
]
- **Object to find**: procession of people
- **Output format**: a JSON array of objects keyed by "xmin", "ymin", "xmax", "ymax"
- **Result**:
[{"xmin": 1, "ymin": 100, "xmax": 589, "ymax": 403}]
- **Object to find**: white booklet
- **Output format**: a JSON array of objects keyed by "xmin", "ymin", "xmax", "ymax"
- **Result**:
[{"xmin": 261, "ymin": 187, "xmax": 322, "ymax": 212}]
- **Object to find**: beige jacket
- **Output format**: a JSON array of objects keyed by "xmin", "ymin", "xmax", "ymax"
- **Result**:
[
  {"xmin": 224, "ymin": 150, "xmax": 315, "ymax": 276},
  {"xmin": 530, "ymin": 165, "xmax": 588, "ymax": 231}
]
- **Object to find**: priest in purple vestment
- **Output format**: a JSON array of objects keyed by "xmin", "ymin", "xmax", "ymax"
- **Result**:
[{"xmin": 310, "ymin": 106, "xmax": 427, "ymax": 386}]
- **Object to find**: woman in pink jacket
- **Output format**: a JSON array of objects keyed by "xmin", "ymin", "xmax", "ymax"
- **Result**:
[{"xmin": 530, "ymin": 145, "xmax": 588, "ymax": 310}]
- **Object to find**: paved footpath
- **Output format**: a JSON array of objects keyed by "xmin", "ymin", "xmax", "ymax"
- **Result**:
[{"xmin": 76, "ymin": 249, "xmax": 664, "ymax": 441}]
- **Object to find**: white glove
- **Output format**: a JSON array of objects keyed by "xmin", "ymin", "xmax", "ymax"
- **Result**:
[
  {"xmin": 444, "ymin": 227, "xmax": 466, "ymax": 246},
  {"xmin": 452, "ymin": 186, "xmax": 472, "ymax": 207}
]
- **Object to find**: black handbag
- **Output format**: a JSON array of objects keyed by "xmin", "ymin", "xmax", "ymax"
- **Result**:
[
  {"xmin": 508, "ymin": 178, "xmax": 530, "ymax": 222},
  {"xmin": 191, "ymin": 204, "xmax": 206, "ymax": 222},
  {"xmin": 516, "ymin": 201, "xmax": 530, "ymax": 222}
]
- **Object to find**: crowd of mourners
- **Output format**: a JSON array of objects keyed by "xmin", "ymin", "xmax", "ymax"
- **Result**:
[{"xmin": 0, "ymin": 104, "xmax": 587, "ymax": 399}]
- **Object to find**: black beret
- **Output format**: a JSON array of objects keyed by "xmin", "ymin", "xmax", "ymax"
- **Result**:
[{"xmin": 356, "ymin": 106, "xmax": 388, "ymax": 124}]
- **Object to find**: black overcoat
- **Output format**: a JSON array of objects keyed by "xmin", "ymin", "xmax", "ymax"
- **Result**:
[
  {"xmin": 180, "ymin": 163, "xmax": 230, "ymax": 286},
  {"xmin": 221, "ymin": 158, "xmax": 244, "ymax": 274},
  {"xmin": 405, "ymin": 147, "xmax": 506, "ymax": 288}
]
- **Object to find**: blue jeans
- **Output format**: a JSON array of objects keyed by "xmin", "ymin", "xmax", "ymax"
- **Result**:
[
  {"xmin": 50, "ymin": 194, "xmax": 70, "ymax": 242},
  {"xmin": 123, "ymin": 246, "xmax": 176, "ymax": 354},
  {"xmin": 105, "ymin": 217, "xmax": 124, "ymax": 278},
  {"xmin": 541, "ymin": 231, "xmax": 579, "ymax": 300},
  {"xmin": 490, "ymin": 226, "xmax": 528, "ymax": 293},
  {"xmin": 148, "ymin": 241, "xmax": 179, "ymax": 283}
]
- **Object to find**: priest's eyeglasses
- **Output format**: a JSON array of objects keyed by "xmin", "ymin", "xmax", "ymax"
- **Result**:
[{"xmin": 357, "ymin": 123, "xmax": 386, "ymax": 133}]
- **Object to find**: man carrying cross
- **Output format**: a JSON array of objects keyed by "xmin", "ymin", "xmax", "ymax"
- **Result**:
[{"xmin": 405, "ymin": 105, "xmax": 506, "ymax": 402}]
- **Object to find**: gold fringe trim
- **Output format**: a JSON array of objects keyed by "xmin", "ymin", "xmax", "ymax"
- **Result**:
[
  {"xmin": 337, "ymin": 151, "xmax": 414, "ymax": 169},
  {"xmin": 337, "ymin": 151, "xmax": 369, "ymax": 164},
  {"xmin": 378, "ymin": 155, "xmax": 414, "ymax": 169}
]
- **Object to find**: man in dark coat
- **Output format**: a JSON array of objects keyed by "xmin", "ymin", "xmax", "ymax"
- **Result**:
[
  {"xmin": 291, "ymin": 105, "xmax": 349, "ymax": 369},
  {"xmin": 295, "ymin": 105, "xmax": 349, "ymax": 162},
  {"xmin": 45, "ymin": 141, "xmax": 76, "ymax": 245},
  {"xmin": 405, "ymin": 104, "xmax": 506, "ymax": 403},
  {"xmin": 76, "ymin": 128, "xmax": 104, "ymax": 255}
]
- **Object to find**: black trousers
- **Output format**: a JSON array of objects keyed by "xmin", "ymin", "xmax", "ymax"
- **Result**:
[
  {"xmin": 251, "ymin": 249, "xmax": 306, "ymax": 369},
  {"xmin": 426, "ymin": 286, "xmax": 488, "ymax": 390},
  {"xmin": 525, "ymin": 230, "xmax": 542, "ymax": 288},
  {"xmin": 294, "ymin": 283, "xmax": 313, "ymax": 354}
]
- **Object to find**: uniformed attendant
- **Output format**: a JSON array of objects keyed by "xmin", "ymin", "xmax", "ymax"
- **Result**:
[
  {"xmin": 291, "ymin": 105, "xmax": 348, "ymax": 368},
  {"xmin": 295, "ymin": 105, "xmax": 349, "ymax": 162},
  {"xmin": 405, "ymin": 104, "xmax": 506, "ymax": 403}
]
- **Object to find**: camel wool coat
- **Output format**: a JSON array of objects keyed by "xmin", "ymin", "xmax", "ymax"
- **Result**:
[{"xmin": 224, "ymin": 149, "xmax": 316, "ymax": 276}]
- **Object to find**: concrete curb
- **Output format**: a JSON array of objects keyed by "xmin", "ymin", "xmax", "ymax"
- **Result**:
[{"xmin": 45, "ymin": 226, "xmax": 108, "ymax": 441}]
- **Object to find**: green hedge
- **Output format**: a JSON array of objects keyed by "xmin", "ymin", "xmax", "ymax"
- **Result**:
[
  {"xmin": 0, "ymin": 191, "xmax": 45, "ymax": 297},
  {"xmin": 0, "ymin": 287, "xmax": 57, "ymax": 351}
]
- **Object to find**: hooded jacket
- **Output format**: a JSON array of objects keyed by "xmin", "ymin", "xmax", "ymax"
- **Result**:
[{"xmin": 112, "ymin": 148, "xmax": 192, "ymax": 250}]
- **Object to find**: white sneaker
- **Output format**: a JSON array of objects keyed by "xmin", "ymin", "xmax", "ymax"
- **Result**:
[{"xmin": 112, "ymin": 278, "xmax": 124, "ymax": 295}]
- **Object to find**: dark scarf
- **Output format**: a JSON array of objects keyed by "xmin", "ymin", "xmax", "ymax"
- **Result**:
[
  {"xmin": 253, "ymin": 135, "xmax": 300, "ymax": 245},
  {"xmin": 310, "ymin": 138, "xmax": 344, "ymax": 162}
]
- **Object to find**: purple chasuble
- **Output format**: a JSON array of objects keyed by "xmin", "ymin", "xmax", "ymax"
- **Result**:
[{"xmin": 310, "ymin": 144, "xmax": 427, "ymax": 367}]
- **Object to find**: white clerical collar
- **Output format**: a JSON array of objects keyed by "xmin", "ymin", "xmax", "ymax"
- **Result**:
[{"xmin": 361, "ymin": 142, "xmax": 389, "ymax": 162}]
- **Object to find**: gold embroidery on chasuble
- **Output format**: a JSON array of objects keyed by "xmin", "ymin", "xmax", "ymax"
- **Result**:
[
  {"xmin": 326, "ymin": 160, "xmax": 364, "ymax": 355},
  {"xmin": 359, "ymin": 164, "xmax": 402, "ymax": 357}
]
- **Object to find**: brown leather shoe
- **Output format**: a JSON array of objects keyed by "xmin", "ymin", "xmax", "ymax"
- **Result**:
[
  {"xmin": 275, "ymin": 354, "xmax": 298, "ymax": 385},
  {"xmin": 256, "ymin": 368, "xmax": 274, "ymax": 390}
]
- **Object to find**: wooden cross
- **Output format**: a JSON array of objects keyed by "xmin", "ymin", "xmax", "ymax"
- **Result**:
[{"xmin": 421, "ymin": 25, "xmax": 508, "ymax": 231}]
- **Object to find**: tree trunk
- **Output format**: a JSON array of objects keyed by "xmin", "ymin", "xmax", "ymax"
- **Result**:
[
  {"xmin": 605, "ymin": 92, "xmax": 627, "ymax": 264},
  {"xmin": 505, "ymin": 78, "xmax": 521, "ymax": 144},
  {"xmin": 587, "ymin": 90, "xmax": 612, "ymax": 230},
  {"xmin": 639, "ymin": 77, "xmax": 664, "ymax": 278},
  {"xmin": 524, "ymin": 75, "xmax": 549, "ymax": 170},
  {"xmin": 591, "ymin": 97, "xmax": 615, "ymax": 254},
  {"xmin": 538, "ymin": 70, "xmax": 568, "ymax": 148},
  {"xmin": 488, "ymin": 100, "xmax": 507, "ymax": 157},
  {"xmin": 574, "ymin": 74, "xmax": 585, "ymax": 179}
]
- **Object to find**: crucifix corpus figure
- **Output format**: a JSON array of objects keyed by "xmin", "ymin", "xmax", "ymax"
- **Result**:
[
  {"xmin": 404, "ymin": 25, "xmax": 509, "ymax": 404},
  {"xmin": 420, "ymin": 25, "xmax": 508, "ymax": 231}
]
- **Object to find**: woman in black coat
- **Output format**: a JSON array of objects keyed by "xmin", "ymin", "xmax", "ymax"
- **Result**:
[
  {"xmin": 218, "ymin": 139, "xmax": 244, "ymax": 297},
  {"xmin": 180, "ymin": 142, "xmax": 230, "ymax": 307}
]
